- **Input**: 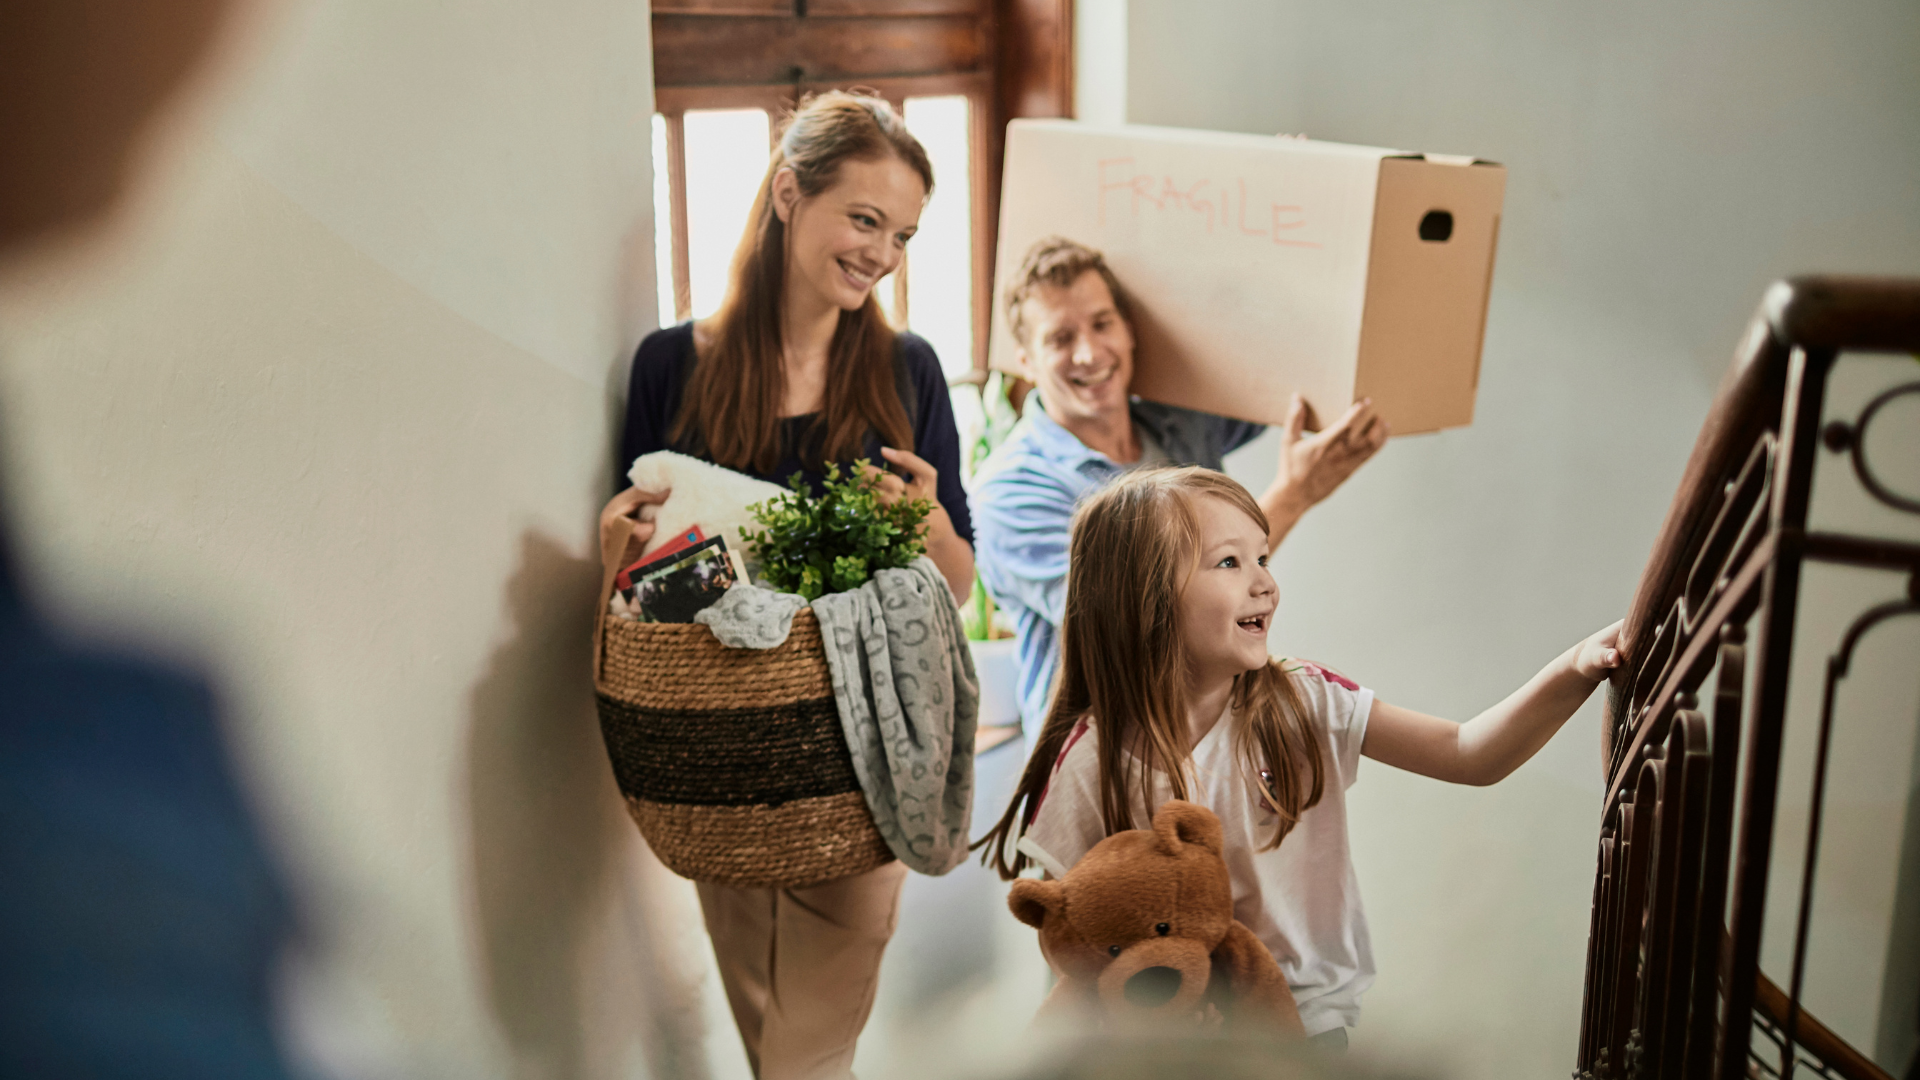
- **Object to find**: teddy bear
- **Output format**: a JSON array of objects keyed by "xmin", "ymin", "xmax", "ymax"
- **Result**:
[{"xmin": 1008, "ymin": 799, "xmax": 1305, "ymax": 1036}]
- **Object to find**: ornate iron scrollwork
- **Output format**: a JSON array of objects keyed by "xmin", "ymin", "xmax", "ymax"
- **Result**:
[
  {"xmin": 1774, "ymin": 569, "xmax": 1920, "ymax": 1079},
  {"xmin": 1750, "ymin": 1005, "xmax": 1851, "ymax": 1080},
  {"xmin": 1820, "ymin": 380, "xmax": 1920, "ymax": 515},
  {"xmin": 1577, "ymin": 279, "xmax": 1920, "ymax": 1080}
]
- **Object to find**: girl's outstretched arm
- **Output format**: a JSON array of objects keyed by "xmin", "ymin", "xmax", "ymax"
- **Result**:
[{"xmin": 1360, "ymin": 621, "xmax": 1623, "ymax": 786}]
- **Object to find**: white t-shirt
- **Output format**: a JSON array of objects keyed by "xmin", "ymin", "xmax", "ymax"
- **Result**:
[{"xmin": 1016, "ymin": 661, "xmax": 1375, "ymax": 1035}]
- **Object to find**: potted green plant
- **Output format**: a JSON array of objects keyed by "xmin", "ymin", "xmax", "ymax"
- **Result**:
[{"xmin": 741, "ymin": 464, "xmax": 931, "ymax": 600}]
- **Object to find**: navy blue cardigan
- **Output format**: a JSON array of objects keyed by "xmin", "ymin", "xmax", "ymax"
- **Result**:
[{"xmin": 619, "ymin": 321, "xmax": 974, "ymax": 545}]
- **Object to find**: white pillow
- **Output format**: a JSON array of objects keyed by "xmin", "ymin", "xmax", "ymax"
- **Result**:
[{"xmin": 626, "ymin": 451, "xmax": 788, "ymax": 577}]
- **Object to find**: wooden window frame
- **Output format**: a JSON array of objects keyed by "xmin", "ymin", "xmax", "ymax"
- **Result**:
[{"xmin": 650, "ymin": 0, "xmax": 1073, "ymax": 376}]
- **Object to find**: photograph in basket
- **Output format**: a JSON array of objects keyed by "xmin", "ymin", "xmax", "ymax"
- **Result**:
[
  {"xmin": 614, "ymin": 525, "xmax": 705, "ymax": 594},
  {"xmin": 622, "ymin": 535, "xmax": 737, "ymax": 623}
]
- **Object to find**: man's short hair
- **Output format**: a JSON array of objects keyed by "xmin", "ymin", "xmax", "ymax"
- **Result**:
[{"xmin": 1004, "ymin": 236, "xmax": 1135, "ymax": 347}]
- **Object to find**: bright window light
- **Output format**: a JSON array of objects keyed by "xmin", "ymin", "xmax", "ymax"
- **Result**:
[
  {"xmin": 903, "ymin": 96, "xmax": 974, "ymax": 380},
  {"xmin": 651, "ymin": 114, "xmax": 676, "ymax": 328},
  {"xmin": 683, "ymin": 108, "xmax": 772, "ymax": 320}
]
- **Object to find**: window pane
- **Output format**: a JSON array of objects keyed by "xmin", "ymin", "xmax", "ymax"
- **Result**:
[
  {"xmin": 683, "ymin": 108, "xmax": 772, "ymax": 320},
  {"xmin": 651, "ymin": 114, "xmax": 676, "ymax": 328},
  {"xmin": 903, "ymin": 96, "xmax": 973, "ymax": 381}
]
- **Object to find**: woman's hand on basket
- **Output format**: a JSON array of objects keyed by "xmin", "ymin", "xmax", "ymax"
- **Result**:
[{"xmin": 599, "ymin": 486, "xmax": 664, "ymax": 574}]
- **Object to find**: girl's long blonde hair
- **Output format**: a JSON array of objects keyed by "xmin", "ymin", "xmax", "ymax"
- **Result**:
[{"xmin": 975, "ymin": 467, "xmax": 1326, "ymax": 878}]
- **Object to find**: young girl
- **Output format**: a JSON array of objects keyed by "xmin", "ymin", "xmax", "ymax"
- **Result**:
[{"xmin": 978, "ymin": 466, "xmax": 1620, "ymax": 1044}]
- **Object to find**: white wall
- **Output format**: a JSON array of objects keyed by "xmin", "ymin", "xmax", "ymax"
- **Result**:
[
  {"xmin": 0, "ymin": 4, "xmax": 715, "ymax": 1078},
  {"xmin": 1103, "ymin": 1, "xmax": 1920, "ymax": 1076},
  {"xmin": 1072, "ymin": 0, "xmax": 1129, "ymax": 128}
]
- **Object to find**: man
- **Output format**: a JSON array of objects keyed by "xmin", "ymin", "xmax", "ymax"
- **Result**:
[
  {"xmin": 973, "ymin": 237, "xmax": 1388, "ymax": 739},
  {"xmin": 1, "ymin": 3, "xmax": 296, "ymax": 1075}
]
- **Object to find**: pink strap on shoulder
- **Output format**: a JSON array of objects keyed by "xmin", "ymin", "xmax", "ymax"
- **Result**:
[{"xmin": 1293, "ymin": 658, "xmax": 1361, "ymax": 692}]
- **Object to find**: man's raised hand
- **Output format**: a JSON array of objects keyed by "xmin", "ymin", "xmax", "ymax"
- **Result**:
[{"xmin": 1278, "ymin": 392, "xmax": 1389, "ymax": 510}]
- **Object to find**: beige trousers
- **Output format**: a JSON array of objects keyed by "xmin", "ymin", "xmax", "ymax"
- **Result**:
[{"xmin": 696, "ymin": 860, "xmax": 907, "ymax": 1080}]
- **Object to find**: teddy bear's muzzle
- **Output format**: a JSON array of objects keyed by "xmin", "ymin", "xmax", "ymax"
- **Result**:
[{"xmin": 1095, "ymin": 937, "xmax": 1211, "ymax": 1021}]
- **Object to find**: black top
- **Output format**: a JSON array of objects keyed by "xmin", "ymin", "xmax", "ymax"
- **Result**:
[{"xmin": 620, "ymin": 321, "xmax": 974, "ymax": 546}]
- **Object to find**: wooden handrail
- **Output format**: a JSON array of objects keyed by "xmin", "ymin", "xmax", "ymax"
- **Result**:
[
  {"xmin": 1754, "ymin": 968, "xmax": 1897, "ymax": 1080},
  {"xmin": 1605, "ymin": 308, "xmax": 1784, "ymax": 730},
  {"xmin": 1580, "ymin": 276, "xmax": 1920, "ymax": 1080},
  {"xmin": 1605, "ymin": 276, "xmax": 1920, "ymax": 751}
]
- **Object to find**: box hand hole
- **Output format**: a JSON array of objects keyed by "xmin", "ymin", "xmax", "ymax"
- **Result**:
[{"xmin": 1419, "ymin": 210, "xmax": 1454, "ymax": 242}]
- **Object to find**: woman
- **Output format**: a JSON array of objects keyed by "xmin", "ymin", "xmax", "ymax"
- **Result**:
[{"xmin": 600, "ymin": 92, "xmax": 973, "ymax": 1079}]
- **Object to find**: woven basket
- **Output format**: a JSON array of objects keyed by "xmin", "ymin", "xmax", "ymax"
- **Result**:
[{"xmin": 594, "ymin": 609, "xmax": 894, "ymax": 889}]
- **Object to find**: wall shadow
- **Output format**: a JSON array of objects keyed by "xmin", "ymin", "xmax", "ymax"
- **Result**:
[{"xmin": 466, "ymin": 529, "xmax": 709, "ymax": 1080}]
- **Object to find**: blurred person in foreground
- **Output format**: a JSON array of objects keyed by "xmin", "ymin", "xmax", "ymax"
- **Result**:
[{"xmin": 0, "ymin": 2, "xmax": 296, "ymax": 1076}]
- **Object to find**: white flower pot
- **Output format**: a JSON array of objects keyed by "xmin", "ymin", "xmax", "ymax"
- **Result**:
[{"xmin": 968, "ymin": 637, "xmax": 1021, "ymax": 730}]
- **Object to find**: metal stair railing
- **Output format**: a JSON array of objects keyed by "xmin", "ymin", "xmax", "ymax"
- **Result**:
[{"xmin": 1574, "ymin": 277, "xmax": 1920, "ymax": 1080}]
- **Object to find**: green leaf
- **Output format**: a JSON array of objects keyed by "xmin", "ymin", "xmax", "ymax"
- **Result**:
[{"xmin": 744, "ymin": 458, "xmax": 930, "ymax": 599}]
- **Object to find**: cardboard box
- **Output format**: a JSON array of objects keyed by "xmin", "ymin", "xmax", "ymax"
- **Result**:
[{"xmin": 988, "ymin": 120, "xmax": 1505, "ymax": 435}]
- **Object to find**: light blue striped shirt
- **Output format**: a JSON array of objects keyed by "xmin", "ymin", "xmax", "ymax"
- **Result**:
[{"xmin": 971, "ymin": 397, "xmax": 1264, "ymax": 739}]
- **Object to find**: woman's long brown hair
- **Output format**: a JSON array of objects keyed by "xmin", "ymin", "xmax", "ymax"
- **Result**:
[
  {"xmin": 975, "ymin": 467, "xmax": 1326, "ymax": 878},
  {"xmin": 670, "ymin": 91, "xmax": 931, "ymax": 474}
]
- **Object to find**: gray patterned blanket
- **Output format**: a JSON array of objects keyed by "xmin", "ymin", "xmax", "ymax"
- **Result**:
[
  {"xmin": 812, "ymin": 557, "xmax": 979, "ymax": 876},
  {"xmin": 693, "ymin": 557, "xmax": 979, "ymax": 876}
]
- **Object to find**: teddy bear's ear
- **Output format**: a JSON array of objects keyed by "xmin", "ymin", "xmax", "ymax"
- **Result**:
[
  {"xmin": 1008, "ymin": 879, "xmax": 1064, "ymax": 928},
  {"xmin": 1152, "ymin": 799, "xmax": 1224, "ymax": 857}
]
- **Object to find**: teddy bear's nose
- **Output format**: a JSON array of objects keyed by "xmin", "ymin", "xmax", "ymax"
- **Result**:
[{"xmin": 1123, "ymin": 965, "xmax": 1184, "ymax": 1007}]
